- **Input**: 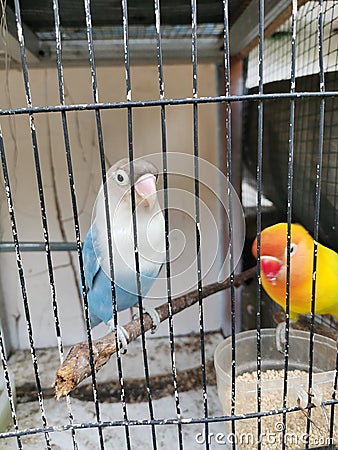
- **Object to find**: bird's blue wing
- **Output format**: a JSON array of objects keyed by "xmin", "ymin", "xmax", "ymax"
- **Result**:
[
  {"xmin": 81, "ymin": 226, "xmax": 163, "ymax": 328},
  {"xmin": 82, "ymin": 226, "xmax": 100, "ymax": 291},
  {"xmin": 81, "ymin": 226, "xmax": 107, "ymax": 327},
  {"xmin": 81, "ymin": 225, "xmax": 139, "ymax": 326}
]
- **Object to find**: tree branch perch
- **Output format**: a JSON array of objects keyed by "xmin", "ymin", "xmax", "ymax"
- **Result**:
[{"xmin": 53, "ymin": 266, "xmax": 256, "ymax": 399}]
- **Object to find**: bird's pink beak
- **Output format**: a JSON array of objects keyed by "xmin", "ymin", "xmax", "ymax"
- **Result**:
[
  {"xmin": 135, "ymin": 174, "xmax": 157, "ymax": 208},
  {"xmin": 260, "ymin": 256, "xmax": 283, "ymax": 283}
]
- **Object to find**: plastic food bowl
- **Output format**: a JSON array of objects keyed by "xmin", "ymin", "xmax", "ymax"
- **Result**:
[{"xmin": 214, "ymin": 329, "xmax": 337, "ymax": 449}]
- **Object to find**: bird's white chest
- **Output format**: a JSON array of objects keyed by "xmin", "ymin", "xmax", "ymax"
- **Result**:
[{"xmin": 93, "ymin": 205, "xmax": 165, "ymax": 281}]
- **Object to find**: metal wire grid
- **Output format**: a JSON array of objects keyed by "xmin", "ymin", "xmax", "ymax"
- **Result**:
[
  {"xmin": 36, "ymin": 23, "xmax": 225, "ymax": 41},
  {"xmin": 244, "ymin": 73, "xmax": 338, "ymax": 241},
  {"xmin": 243, "ymin": 1, "xmax": 338, "ymax": 250},
  {"xmin": 245, "ymin": 1, "xmax": 338, "ymax": 88},
  {"xmin": 244, "ymin": 74, "xmax": 338, "ymax": 251},
  {"xmin": 0, "ymin": 1, "xmax": 336, "ymax": 450}
]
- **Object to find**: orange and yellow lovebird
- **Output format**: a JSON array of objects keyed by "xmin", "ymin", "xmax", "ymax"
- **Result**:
[{"xmin": 252, "ymin": 223, "xmax": 338, "ymax": 322}]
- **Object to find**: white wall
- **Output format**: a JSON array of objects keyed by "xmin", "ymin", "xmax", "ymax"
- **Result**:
[{"xmin": 0, "ymin": 63, "xmax": 232, "ymax": 350}]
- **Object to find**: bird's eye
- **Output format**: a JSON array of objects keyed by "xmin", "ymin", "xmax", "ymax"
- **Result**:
[
  {"xmin": 290, "ymin": 243, "xmax": 297, "ymax": 255},
  {"xmin": 284, "ymin": 242, "xmax": 297, "ymax": 257},
  {"xmin": 115, "ymin": 169, "xmax": 129, "ymax": 186}
]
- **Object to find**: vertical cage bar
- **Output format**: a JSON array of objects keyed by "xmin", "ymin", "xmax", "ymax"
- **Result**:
[
  {"xmin": 255, "ymin": 1, "xmax": 265, "ymax": 448},
  {"xmin": 281, "ymin": 1, "xmax": 297, "ymax": 447},
  {"xmin": 0, "ymin": 123, "xmax": 51, "ymax": 447},
  {"xmin": 190, "ymin": 1, "xmax": 209, "ymax": 449},
  {"xmin": 121, "ymin": 0, "xmax": 158, "ymax": 448},
  {"xmin": 51, "ymin": 0, "xmax": 89, "ymax": 448},
  {"xmin": 83, "ymin": 0, "xmax": 124, "ymax": 448},
  {"xmin": 222, "ymin": 1, "xmax": 237, "ymax": 448},
  {"xmin": 153, "ymin": 0, "xmax": 183, "ymax": 448},
  {"xmin": 0, "ymin": 153, "xmax": 22, "ymax": 449},
  {"xmin": 305, "ymin": 0, "xmax": 326, "ymax": 447},
  {"xmin": 12, "ymin": 0, "xmax": 53, "ymax": 446}
]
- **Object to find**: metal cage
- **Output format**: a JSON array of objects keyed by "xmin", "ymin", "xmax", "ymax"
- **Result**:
[{"xmin": 0, "ymin": 1, "xmax": 337, "ymax": 450}]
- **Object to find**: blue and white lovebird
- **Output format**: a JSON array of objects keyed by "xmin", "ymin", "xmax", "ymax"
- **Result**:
[{"xmin": 81, "ymin": 157, "xmax": 165, "ymax": 350}]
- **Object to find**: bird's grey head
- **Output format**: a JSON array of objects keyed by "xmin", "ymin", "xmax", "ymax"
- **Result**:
[{"xmin": 107, "ymin": 157, "xmax": 160, "ymax": 210}]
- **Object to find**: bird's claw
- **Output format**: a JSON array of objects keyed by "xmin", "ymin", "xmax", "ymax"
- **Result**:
[
  {"xmin": 310, "ymin": 385, "xmax": 330, "ymax": 432},
  {"xmin": 144, "ymin": 306, "xmax": 160, "ymax": 333},
  {"xmin": 133, "ymin": 306, "xmax": 160, "ymax": 334},
  {"xmin": 107, "ymin": 319, "xmax": 129, "ymax": 353},
  {"xmin": 296, "ymin": 385, "xmax": 329, "ymax": 432}
]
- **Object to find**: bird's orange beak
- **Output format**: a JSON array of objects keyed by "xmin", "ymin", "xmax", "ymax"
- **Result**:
[
  {"xmin": 135, "ymin": 174, "xmax": 157, "ymax": 208},
  {"xmin": 260, "ymin": 256, "xmax": 283, "ymax": 283}
]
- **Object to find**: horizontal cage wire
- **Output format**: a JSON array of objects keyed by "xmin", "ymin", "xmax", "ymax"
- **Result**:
[{"xmin": 0, "ymin": 1, "xmax": 336, "ymax": 450}]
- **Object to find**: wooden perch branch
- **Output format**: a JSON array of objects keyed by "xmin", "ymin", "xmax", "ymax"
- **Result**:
[{"xmin": 53, "ymin": 266, "xmax": 256, "ymax": 399}]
